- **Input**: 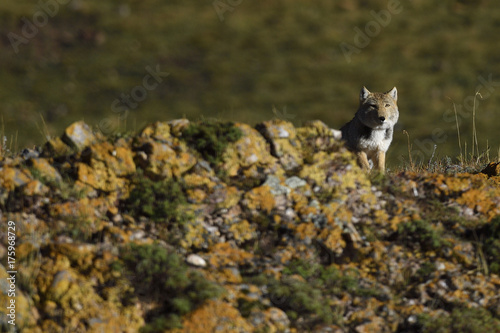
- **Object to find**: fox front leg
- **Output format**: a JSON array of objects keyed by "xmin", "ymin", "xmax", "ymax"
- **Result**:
[
  {"xmin": 375, "ymin": 150, "xmax": 386, "ymax": 173},
  {"xmin": 356, "ymin": 151, "xmax": 371, "ymax": 170}
]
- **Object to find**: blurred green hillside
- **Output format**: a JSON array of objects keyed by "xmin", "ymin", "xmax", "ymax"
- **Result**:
[{"xmin": 1, "ymin": 0, "xmax": 500, "ymax": 168}]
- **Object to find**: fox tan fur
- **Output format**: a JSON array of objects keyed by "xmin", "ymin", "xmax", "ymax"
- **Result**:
[{"xmin": 340, "ymin": 86, "xmax": 399, "ymax": 173}]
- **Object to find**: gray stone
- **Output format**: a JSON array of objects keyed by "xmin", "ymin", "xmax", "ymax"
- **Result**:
[
  {"xmin": 284, "ymin": 176, "xmax": 307, "ymax": 189},
  {"xmin": 263, "ymin": 175, "xmax": 290, "ymax": 196}
]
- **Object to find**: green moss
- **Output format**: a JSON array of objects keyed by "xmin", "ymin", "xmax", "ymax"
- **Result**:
[
  {"xmin": 414, "ymin": 262, "xmax": 437, "ymax": 282},
  {"xmin": 120, "ymin": 243, "xmax": 224, "ymax": 332},
  {"xmin": 315, "ymin": 188, "xmax": 336, "ymax": 204},
  {"xmin": 247, "ymin": 258, "xmax": 384, "ymax": 330},
  {"xmin": 397, "ymin": 219, "xmax": 451, "ymax": 252},
  {"xmin": 282, "ymin": 259, "xmax": 323, "ymax": 279},
  {"xmin": 417, "ymin": 305, "xmax": 500, "ymax": 333},
  {"xmin": 282, "ymin": 259, "xmax": 382, "ymax": 298},
  {"xmin": 181, "ymin": 120, "xmax": 242, "ymax": 167},
  {"xmin": 267, "ymin": 276, "xmax": 339, "ymax": 328},
  {"xmin": 237, "ymin": 298, "xmax": 264, "ymax": 318},
  {"xmin": 140, "ymin": 316, "xmax": 182, "ymax": 333},
  {"xmin": 124, "ymin": 170, "xmax": 191, "ymax": 224}
]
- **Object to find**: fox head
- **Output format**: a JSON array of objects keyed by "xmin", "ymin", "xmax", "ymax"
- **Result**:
[{"xmin": 357, "ymin": 86, "xmax": 399, "ymax": 130}]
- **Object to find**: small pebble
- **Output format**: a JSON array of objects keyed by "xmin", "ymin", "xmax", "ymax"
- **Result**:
[
  {"xmin": 186, "ymin": 254, "xmax": 207, "ymax": 268},
  {"xmin": 436, "ymin": 262, "xmax": 446, "ymax": 271}
]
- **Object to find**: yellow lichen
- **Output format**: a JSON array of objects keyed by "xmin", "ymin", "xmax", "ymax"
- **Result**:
[
  {"xmin": 318, "ymin": 227, "xmax": 345, "ymax": 255},
  {"xmin": 244, "ymin": 185, "xmax": 275, "ymax": 213},
  {"xmin": 229, "ymin": 220, "xmax": 256, "ymax": 244},
  {"xmin": 217, "ymin": 186, "xmax": 241, "ymax": 210},
  {"xmin": 207, "ymin": 242, "xmax": 253, "ymax": 268},
  {"xmin": 295, "ymin": 223, "xmax": 317, "ymax": 240},
  {"xmin": 169, "ymin": 300, "xmax": 252, "ymax": 333},
  {"xmin": 180, "ymin": 221, "xmax": 211, "ymax": 250}
]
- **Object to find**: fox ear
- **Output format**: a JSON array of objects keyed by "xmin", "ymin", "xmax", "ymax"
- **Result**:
[
  {"xmin": 360, "ymin": 86, "xmax": 370, "ymax": 101},
  {"xmin": 388, "ymin": 87, "xmax": 397, "ymax": 101}
]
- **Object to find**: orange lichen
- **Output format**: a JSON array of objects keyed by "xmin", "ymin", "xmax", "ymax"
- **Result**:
[
  {"xmin": 229, "ymin": 220, "xmax": 256, "ymax": 244},
  {"xmin": 295, "ymin": 222, "xmax": 318, "ymax": 240},
  {"xmin": 169, "ymin": 300, "xmax": 252, "ymax": 333},
  {"xmin": 388, "ymin": 216, "xmax": 408, "ymax": 231},
  {"xmin": 183, "ymin": 173, "xmax": 217, "ymax": 190},
  {"xmin": 186, "ymin": 188, "xmax": 207, "ymax": 203},
  {"xmin": 0, "ymin": 166, "xmax": 32, "ymax": 191},
  {"xmin": 243, "ymin": 185, "xmax": 276, "ymax": 213},
  {"xmin": 207, "ymin": 242, "xmax": 253, "ymax": 268},
  {"xmin": 291, "ymin": 191, "xmax": 309, "ymax": 212},
  {"xmin": 318, "ymin": 227, "xmax": 345, "ymax": 254}
]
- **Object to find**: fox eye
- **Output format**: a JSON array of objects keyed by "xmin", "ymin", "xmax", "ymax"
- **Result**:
[{"xmin": 385, "ymin": 104, "xmax": 391, "ymax": 107}]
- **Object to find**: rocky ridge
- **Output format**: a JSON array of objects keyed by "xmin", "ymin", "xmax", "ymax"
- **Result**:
[{"xmin": 0, "ymin": 119, "xmax": 499, "ymax": 332}]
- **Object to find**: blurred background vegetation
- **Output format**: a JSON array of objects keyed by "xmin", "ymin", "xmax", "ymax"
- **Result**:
[{"xmin": 1, "ymin": 0, "xmax": 499, "ymax": 168}]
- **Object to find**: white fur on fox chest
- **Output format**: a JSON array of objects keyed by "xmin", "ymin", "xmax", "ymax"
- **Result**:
[{"xmin": 358, "ymin": 128, "xmax": 392, "ymax": 153}]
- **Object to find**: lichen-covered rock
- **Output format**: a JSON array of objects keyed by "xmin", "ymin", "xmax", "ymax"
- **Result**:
[
  {"xmin": 256, "ymin": 119, "xmax": 303, "ymax": 171},
  {"xmin": 28, "ymin": 158, "xmax": 62, "ymax": 183},
  {"xmin": 49, "ymin": 197, "xmax": 111, "ymax": 221},
  {"xmin": 297, "ymin": 119, "xmax": 343, "ymax": 155},
  {"xmin": 247, "ymin": 307, "xmax": 291, "ymax": 332},
  {"xmin": 228, "ymin": 219, "xmax": 257, "ymax": 245},
  {"xmin": 169, "ymin": 300, "xmax": 253, "ymax": 333},
  {"xmin": 90, "ymin": 141, "xmax": 136, "ymax": 177},
  {"xmin": 31, "ymin": 244, "xmax": 143, "ymax": 332},
  {"xmin": 77, "ymin": 161, "xmax": 126, "ymax": 192},
  {"xmin": 133, "ymin": 137, "xmax": 197, "ymax": 179},
  {"xmin": 75, "ymin": 141, "xmax": 135, "ymax": 192},
  {"xmin": 140, "ymin": 121, "xmax": 172, "ymax": 141},
  {"xmin": 43, "ymin": 136, "xmax": 72, "ymax": 157},
  {"xmin": 168, "ymin": 118, "xmax": 190, "ymax": 137},
  {"xmin": 242, "ymin": 184, "xmax": 276, "ymax": 215},
  {"xmin": 62, "ymin": 121, "xmax": 96, "ymax": 151},
  {"xmin": 223, "ymin": 123, "xmax": 284, "ymax": 181},
  {"xmin": 2, "ymin": 119, "xmax": 500, "ymax": 333},
  {"xmin": 22, "ymin": 179, "xmax": 49, "ymax": 196},
  {"xmin": 0, "ymin": 166, "xmax": 32, "ymax": 191}
]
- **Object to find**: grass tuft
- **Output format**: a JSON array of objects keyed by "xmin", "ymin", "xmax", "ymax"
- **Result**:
[
  {"xmin": 119, "ymin": 243, "xmax": 224, "ymax": 332},
  {"xmin": 181, "ymin": 120, "xmax": 243, "ymax": 168}
]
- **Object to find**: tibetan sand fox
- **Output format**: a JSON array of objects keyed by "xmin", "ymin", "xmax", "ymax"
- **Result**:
[{"xmin": 340, "ymin": 86, "xmax": 399, "ymax": 173}]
